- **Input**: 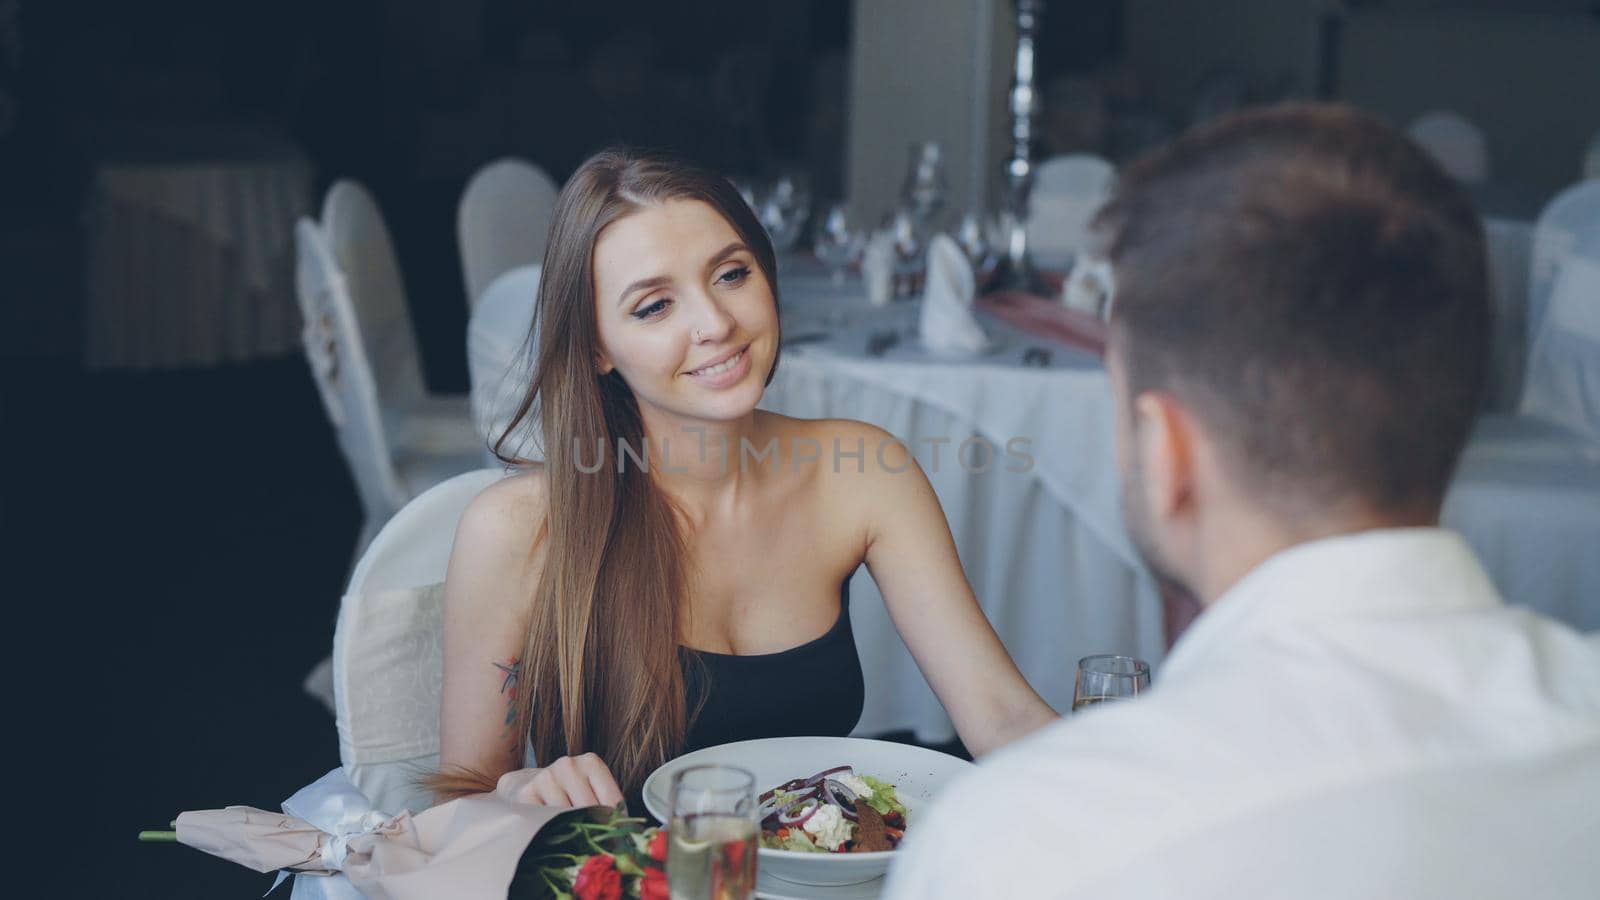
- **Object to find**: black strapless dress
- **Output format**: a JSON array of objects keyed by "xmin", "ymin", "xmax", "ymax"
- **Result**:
[{"xmin": 681, "ymin": 578, "xmax": 865, "ymax": 751}]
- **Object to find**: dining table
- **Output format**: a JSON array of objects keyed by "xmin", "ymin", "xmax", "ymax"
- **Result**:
[{"xmin": 80, "ymin": 120, "xmax": 314, "ymax": 369}]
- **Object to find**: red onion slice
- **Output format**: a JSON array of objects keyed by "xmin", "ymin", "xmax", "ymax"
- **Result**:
[
  {"xmin": 777, "ymin": 796, "xmax": 820, "ymax": 826},
  {"xmin": 805, "ymin": 766, "xmax": 853, "ymax": 786},
  {"xmin": 822, "ymin": 779, "xmax": 860, "ymax": 820},
  {"xmin": 760, "ymin": 778, "xmax": 810, "ymax": 803},
  {"xmin": 757, "ymin": 793, "xmax": 787, "ymax": 822}
]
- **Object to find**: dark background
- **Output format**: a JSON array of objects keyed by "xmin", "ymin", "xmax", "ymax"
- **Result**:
[{"xmin": 1, "ymin": 2, "xmax": 856, "ymax": 896}]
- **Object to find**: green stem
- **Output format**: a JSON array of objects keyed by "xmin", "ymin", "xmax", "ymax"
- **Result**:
[
  {"xmin": 139, "ymin": 831, "xmax": 178, "ymax": 842},
  {"xmin": 536, "ymin": 852, "xmax": 587, "ymax": 865},
  {"xmin": 540, "ymin": 868, "xmax": 572, "ymax": 899}
]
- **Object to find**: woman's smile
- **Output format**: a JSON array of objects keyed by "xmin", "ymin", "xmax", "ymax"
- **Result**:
[{"xmin": 685, "ymin": 343, "xmax": 752, "ymax": 387}]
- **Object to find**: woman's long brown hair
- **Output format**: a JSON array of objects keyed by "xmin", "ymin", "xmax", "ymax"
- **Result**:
[{"xmin": 427, "ymin": 148, "xmax": 779, "ymax": 801}]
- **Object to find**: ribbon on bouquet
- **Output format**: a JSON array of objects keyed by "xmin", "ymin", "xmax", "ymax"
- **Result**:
[{"xmin": 267, "ymin": 768, "xmax": 401, "ymax": 898}]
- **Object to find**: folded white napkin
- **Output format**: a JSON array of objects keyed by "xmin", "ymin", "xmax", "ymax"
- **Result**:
[
  {"xmin": 1061, "ymin": 253, "xmax": 1115, "ymax": 317},
  {"xmin": 861, "ymin": 229, "xmax": 896, "ymax": 307},
  {"xmin": 920, "ymin": 234, "xmax": 990, "ymax": 354}
]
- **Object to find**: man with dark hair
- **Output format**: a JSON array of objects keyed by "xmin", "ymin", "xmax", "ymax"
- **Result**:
[{"xmin": 885, "ymin": 104, "xmax": 1600, "ymax": 898}]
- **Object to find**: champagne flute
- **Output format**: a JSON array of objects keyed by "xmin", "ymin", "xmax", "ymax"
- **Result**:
[
  {"xmin": 668, "ymin": 765, "xmax": 759, "ymax": 900},
  {"xmin": 759, "ymin": 171, "xmax": 811, "ymax": 254},
  {"xmin": 890, "ymin": 208, "xmax": 924, "ymax": 301},
  {"xmin": 814, "ymin": 203, "xmax": 865, "ymax": 287},
  {"xmin": 955, "ymin": 211, "xmax": 996, "ymax": 281},
  {"xmin": 1072, "ymin": 655, "xmax": 1150, "ymax": 712}
]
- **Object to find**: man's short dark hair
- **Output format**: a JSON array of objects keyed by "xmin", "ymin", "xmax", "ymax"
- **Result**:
[{"xmin": 1099, "ymin": 102, "xmax": 1490, "ymax": 517}]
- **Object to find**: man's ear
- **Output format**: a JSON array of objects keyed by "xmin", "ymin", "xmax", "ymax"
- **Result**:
[{"xmin": 1133, "ymin": 390, "xmax": 1197, "ymax": 522}]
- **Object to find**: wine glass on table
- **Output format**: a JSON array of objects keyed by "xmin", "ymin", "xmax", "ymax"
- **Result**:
[
  {"xmin": 667, "ymin": 765, "xmax": 759, "ymax": 900},
  {"xmin": 1072, "ymin": 655, "xmax": 1150, "ymax": 712},
  {"xmin": 814, "ymin": 203, "xmax": 865, "ymax": 287},
  {"xmin": 759, "ymin": 171, "xmax": 811, "ymax": 256},
  {"xmin": 954, "ymin": 211, "xmax": 997, "ymax": 285}
]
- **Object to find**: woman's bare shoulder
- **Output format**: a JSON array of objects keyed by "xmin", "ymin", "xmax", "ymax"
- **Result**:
[
  {"xmin": 446, "ymin": 467, "xmax": 549, "ymax": 625},
  {"xmin": 770, "ymin": 415, "xmax": 915, "ymax": 476},
  {"xmin": 758, "ymin": 412, "xmax": 902, "ymax": 454},
  {"xmin": 457, "ymin": 467, "xmax": 549, "ymax": 542}
]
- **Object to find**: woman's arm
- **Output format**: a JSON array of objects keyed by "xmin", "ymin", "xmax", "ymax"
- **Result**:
[
  {"xmin": 840, "ymin": 422, "xmax": 1060, "ymax": 756},
  {"xmin": 436, "ymin": 471, "xmax": 624, "ymax": 806}
]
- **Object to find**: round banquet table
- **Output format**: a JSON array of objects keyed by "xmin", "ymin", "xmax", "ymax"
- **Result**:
[{"xmin": 81, "ymin": 122, "xmax": 314, "ymax": 369}]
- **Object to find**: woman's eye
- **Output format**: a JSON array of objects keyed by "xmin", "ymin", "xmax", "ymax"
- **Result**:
[
  {"xmin": 633, "ymin": 298, "xmax": 672, "ymax": 320},
  {"xmin": 717, "ymin": 265, "xmax": 751, "ymax": 285}
]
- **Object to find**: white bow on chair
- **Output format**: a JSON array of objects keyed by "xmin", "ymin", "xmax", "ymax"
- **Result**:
[{"xmin": 303, "ymin": 288, "xmax": 347, "ymax": 427}]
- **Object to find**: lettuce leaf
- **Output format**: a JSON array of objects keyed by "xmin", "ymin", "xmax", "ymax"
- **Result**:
[
  {"xmin": 857, "ymin": 775, "xmax": 907, "ymax": 818},
  {"xmin": 761, "ymin": 829, "xmax": 828, "ymax": 853}
]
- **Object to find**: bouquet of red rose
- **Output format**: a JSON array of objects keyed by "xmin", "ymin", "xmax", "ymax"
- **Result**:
[{"xmin": 509, "ymin": 805, "xmax": 668, "ymax": 900}]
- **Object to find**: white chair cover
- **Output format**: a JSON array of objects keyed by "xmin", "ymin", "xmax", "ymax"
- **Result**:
[
  {"xmin": 1025, "ymin": 154, "xmax": 1115, "ymax": 270},
  {"xmin": 334, "ymin": 468, "xmax": 509, "ymax": 815},
  {"xmin": 1521, "ymin": 227, "xmax": 1600, "ymax": 442},
  {"xmin": 457, "ymin": 158, "xmax": 559, "ymax": 310},
  {"xmin": 322, "ymin": 178, "xmax": 482, "ymax": 473},
  {"xmin": 294, "ymin": 218, "xmax": 485, "ymax": 578},
  {"xmin": 1407, "ymin": 110, "xmax": 1489, "ymax": 185},
  {"xmin": 321, "ymin": 180, "xmax": 430, "ymax": 417},
  {"xmin": 467, "ymin": 265, "xmax": 544, "ymax": 464},
  {"xmin": 1529, "ymin": 180, "xmax": 1600, "ymax": 353},
  {"xmin": 294, "ymin": 219, "xmax": 410, "ymax": 558}
]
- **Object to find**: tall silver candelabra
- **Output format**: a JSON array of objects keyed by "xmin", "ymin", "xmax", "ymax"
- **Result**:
[{"xmin": 991, "ymin": 0, "xmax": 1047, "ymax": 294}]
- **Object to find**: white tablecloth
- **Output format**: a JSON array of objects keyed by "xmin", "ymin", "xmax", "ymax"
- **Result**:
[
  {"xmin": 1446, "ymin": 415, "xmax": 1600, "ymax": 631},
  {"xmin": 83, "ymin": 123, "xmax": 314, "ymax": 369},
  {"xmin": 764, "ymin": 259, "xmax": 1600, "ymax": 742}
]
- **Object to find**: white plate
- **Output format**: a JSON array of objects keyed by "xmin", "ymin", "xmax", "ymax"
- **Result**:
[
  {"xmin": 643, "ymin": 736, "xmax": 973, "ymax": 888},
  {"xmin": 757, "ymin": 871, "xmax": 883, "ymax": 899}
]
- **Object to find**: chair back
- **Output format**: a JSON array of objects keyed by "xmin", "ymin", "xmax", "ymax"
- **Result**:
[
  {"xmin": 458, "ymin": 158, "xmax": 559, "ymax": 309},
  {"xmin": 1529, "ymin": 180, "xmax": 1600, "ymax": 355},
  {"xmin": 294, "ymin": 219, "xmax": 409, "ymax": 533},
  {"xmin": 334, "ymin": 468, "xmax": 507, "ymax": 813},
  {"xmin": 468, "ymin": 265, "xmax": 544, "ymax": 463},
  {"xmin": 1026, "ymin": 154, "xmax": 1115, "ymax": 269},
  {"xmin": 1521, "ymin": 227, "xmax": 1600, "ymax": 442},
  {"xmin": 1407, "ymin": 110, "xmax": 1489, "ymax": 184},
  {"xmin": 322, "ymin": 180, "xmax": 428, "ymax": 415},
  {"xmin": 1583, "ymin": 130, "xmax": 1599, "ymax": 182}
]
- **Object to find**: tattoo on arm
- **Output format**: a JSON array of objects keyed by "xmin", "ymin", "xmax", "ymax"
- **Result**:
[{"xmin": 494, "ymin": 658, "xmax": 522, "ymax": 746}]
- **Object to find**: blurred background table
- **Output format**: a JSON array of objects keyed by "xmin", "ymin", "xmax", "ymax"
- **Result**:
[{"xmin": 80, "ymin": 121, "xmax": 313, "ymax": 369}]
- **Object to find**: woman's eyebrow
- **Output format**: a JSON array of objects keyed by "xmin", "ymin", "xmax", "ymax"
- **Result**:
[
  {"xmin": 617, "ymin": 243, "xmax": 749, "ymax": 306},
  {"xmin": 617, "ymin": 274, "xmax": 672, "ymax": 307},
  {"xmin": 706, "ymin": 242, "xmax": 749, "ymax": 268}
]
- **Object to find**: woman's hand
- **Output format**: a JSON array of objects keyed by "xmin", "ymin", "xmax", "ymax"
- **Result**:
[{"xmin": 495, "ymin": 754, "xmax": 625, "ymax": 808}]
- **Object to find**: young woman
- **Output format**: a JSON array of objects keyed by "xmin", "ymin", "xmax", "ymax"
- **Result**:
[{"xmin": 430, "ymin": 149, "xmax": 1056, "ymax": 807}]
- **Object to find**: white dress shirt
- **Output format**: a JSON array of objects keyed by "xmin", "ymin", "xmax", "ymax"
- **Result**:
[{"xmin": 885, "ymin": 529, "xmax": 1600, "ymax": 899}]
